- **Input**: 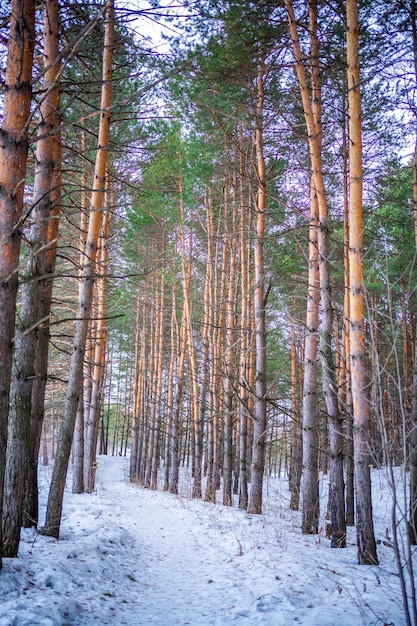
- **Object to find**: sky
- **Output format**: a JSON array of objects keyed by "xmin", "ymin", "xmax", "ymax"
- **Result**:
[{"xmin": 0, "ymin": 454, "xmax": 411, "ymax": 625}]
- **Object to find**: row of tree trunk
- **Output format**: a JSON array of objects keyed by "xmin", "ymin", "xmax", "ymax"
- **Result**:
[
  {"xmin": 0, "ymin": 0, "xmax": 114, "ymax": 563},
  {"xmin": 129, "ymin": 0, "xmax": 377, "ymax": 567}
]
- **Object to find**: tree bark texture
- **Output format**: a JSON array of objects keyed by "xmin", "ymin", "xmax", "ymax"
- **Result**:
[
  {"xmin": 301, "ymin": 185, "xmax": 320, "ymax": 533},
  {"xmin": 289, "ymin": 319, "xmax": 302, "ymax": 511},
  {"xmin": 249, "ymin": 62, "xmax": 267, "ymax": 515},
  {"xmin": 409, "ymin": 0, "xmax": 417, "ymax": 546},
  {"xmin": 84, "ymin": 205, "xmax": 110, "ymax": 493},
  {"xmin": 41, "ymin": 0, "xmax": 114, "ymax": 538},
  {"xmin": 287, "ymin": 0, "xmax": 346, "ymax": 544},
  {"xmin": 346, "ymin": 0, "xmax": 378, "ymax": 565},
  {"xmin": 20, "ymin": 0, "xmax": 61, "ymax": 531},
  {"xmin": 0, "ymin": 0, "xmax": 36, "ymax": 563}
]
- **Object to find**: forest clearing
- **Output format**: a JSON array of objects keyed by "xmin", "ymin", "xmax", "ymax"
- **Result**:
[{"xmin": 0, "ymin": 0, "xmax": 417, "ymax": 624}]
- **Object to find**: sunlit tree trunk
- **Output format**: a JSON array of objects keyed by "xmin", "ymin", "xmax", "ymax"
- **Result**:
[
  {"xmin": 341, "ymin": 122, "xmax": 355, "ymax": 527},
  {"xmin": 41, "ymin": 0, "xmax": 114, "ymax": 538},
  {"xmin": 287, "ymin": 0, "xmax": 345, "ymax": 545},
  {"xmin": 346, "ymin": 0, "xmax": 378, "ymax": 565},
  {"xmin": 0, "ymin": 0, "xmax": 36, "ymax": 563},
  {"xmin": 248, "ymin": 61, "xmax": 267, "ymax": 515}
]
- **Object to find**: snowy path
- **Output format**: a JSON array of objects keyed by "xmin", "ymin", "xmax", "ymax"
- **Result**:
[
  {"xmin": 93, "ymin": 458, "xmax": 293, "ymax": 626},
  {"xmin": 0, "ymin": 455, "xmax": 408, "ymax": 625}
]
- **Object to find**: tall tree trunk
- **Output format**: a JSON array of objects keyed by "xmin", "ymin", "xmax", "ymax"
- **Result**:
[
  {"xmin": 72, "ymin": 144, "xmax": 89, "ymax": 495},
  {"xmin": 301, "ymin": 183, "xmax": 320, "ymax": 533},
  {"xmin": 287, "ymin": 0, "xmax": 346, "ymax": 544},
  {"xmin": 346, "ymin": 0, "xmax": 378, "ymax": 565},
  {"xmin": 130, "ymin": 288, "xmax": 145, "ymax": 481},
  {"xmin": 309, "ymin": 0, "xmax": 345, "ymax": 546},
  {"xmin": 84, "ymin": 200, "xmax": 111, "ymax": 492},
  {"xmin": 409, "ymin": 0, "xmax": 417, "ymax": 546},
  {"xmin": 144, "ymin": 277, "xmax": 158, "ymax": 488},
  {"xmin": 41, "ymin": 0, "xmax": 114, "ymax": 538},
  {"xmin": 150, "ymin": 267, "xmax": 165, "ymax": 490},
  {"xmin": 223, "ymin": 179, "xmax": 238, "ymax": 506},
  {"xmin": 289, "ymin": 317, "xmax": 302, "ymax": 511},
  {"xmin": 4, "ymin": 0, "xmax": 60, "ymax": 553},
  {"xmin": 164, "ymin": 284, "xmax": 178, "ymax": 491},
  {"xmin": 0, "ymin": 0, "xmax": 36, "ymax": 564},
  {"xmin": 205, "ymin": 207, "xmax": 227, "ymax": 501},
  {"xmin": 169, "ymin": 305, "xmax": 187, "ymax": 494},
  {"xmin": 238, "ymin": 151, "xmax": 250, "ymax": 511},
  {"xmin": 198, "ymin": 190, "xmax": 213, "ymax": 494},
  {"xmin": 341, "ymin": 120, "xmax": 355, "ymax": 527},
  {"xmin": 248, "ymin": 61, "xmax": 267, "ymax": 515}
]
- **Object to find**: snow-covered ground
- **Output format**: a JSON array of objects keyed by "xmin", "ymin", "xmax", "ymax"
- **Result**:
[{"xmin": 0, "ymin": 455, "xmax": 411, "ymax": 625}]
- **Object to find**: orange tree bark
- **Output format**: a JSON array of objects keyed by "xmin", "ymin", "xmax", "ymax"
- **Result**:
[
  {"xmin": 346, "ymin": 0, "xmax": 378, "ymax": 565},
  {"xmin": 41, "ymin": 0, "xmax": 114, "ymax": 539},
  {"xmin": 3, "ymin": 0, "xmax": 60, "ymax": 556},
  {"xmin": 287, "ymin": 0, "xmax": 346, "ymax": 545},
  {"xmin": 0, "ymin": 0, "xmax": 36, "ymax": 565}
]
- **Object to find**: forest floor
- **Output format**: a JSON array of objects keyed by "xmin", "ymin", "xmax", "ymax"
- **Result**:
[{"xmin": 0, "ymin": 455, "xmax": 411, "ymax": 625}]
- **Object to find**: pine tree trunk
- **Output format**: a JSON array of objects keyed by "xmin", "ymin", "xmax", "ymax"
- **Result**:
[
  {"xmin": 287, "ymin": 0, "xmax": 346, "ymax": 543},
  {"xmin": 7, "ymin": 0, "xmax": 61, "ymax": 539},
  {"xmin": 289, "ymin": 319, "xmax": 302, "ymax": 511},
  {"xmin": 164, "ymin": 286, "xmax": 178, "ymax": 491},
  {"xmin": 72, "ymin": 153, "xmax": 90, "ymax": 495},
  {"xmin": 408, "ymin": 0, "xmax": 417, "ymax": 546},
  {"xmin": 341, "ymin": 121, "xmax": 355, "ymax": 527},
  {"xmin": 41, "ymin": 1, "xmax": 114, "ymax": 538},
  {"xmin": 169, "ymin": 310, "xmax": 186, "ymax": 494},
  {"xmin": 130, "ymin": 290, "xmax": 145, "ymax": 481},
  {"xmin": 150, "ymin": 269, "xmax": 165, "ymax": 490},
  {"xmin": 301, "ymin": 184, "xmax": 320, "ymax": 533},
  {"xmin": 0, "ymin": 0, "xmax": 36, "ymax": 563},
  {"xmin": 223, "ymin": 180, "xmax": 238, "ymax": 506},
  {"xmin": 346, "ymin": 0, "xmax": 378, "ymax": 565},
  {"xmin": 84, "ymin": 204, "xmax": 110, "ymax": 492},
  {"xmin": 238, "ymin": 156, "xmax": 250, "ymax": 510},
  {"xmin": 249, "ymin": 62, "xmax": 267, "ymax": 515}
]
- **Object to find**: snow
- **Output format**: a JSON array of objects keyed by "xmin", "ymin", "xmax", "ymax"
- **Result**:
[{"xmin": 0, "ymin": 455, "xmax": 411, "ymax": 625}]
